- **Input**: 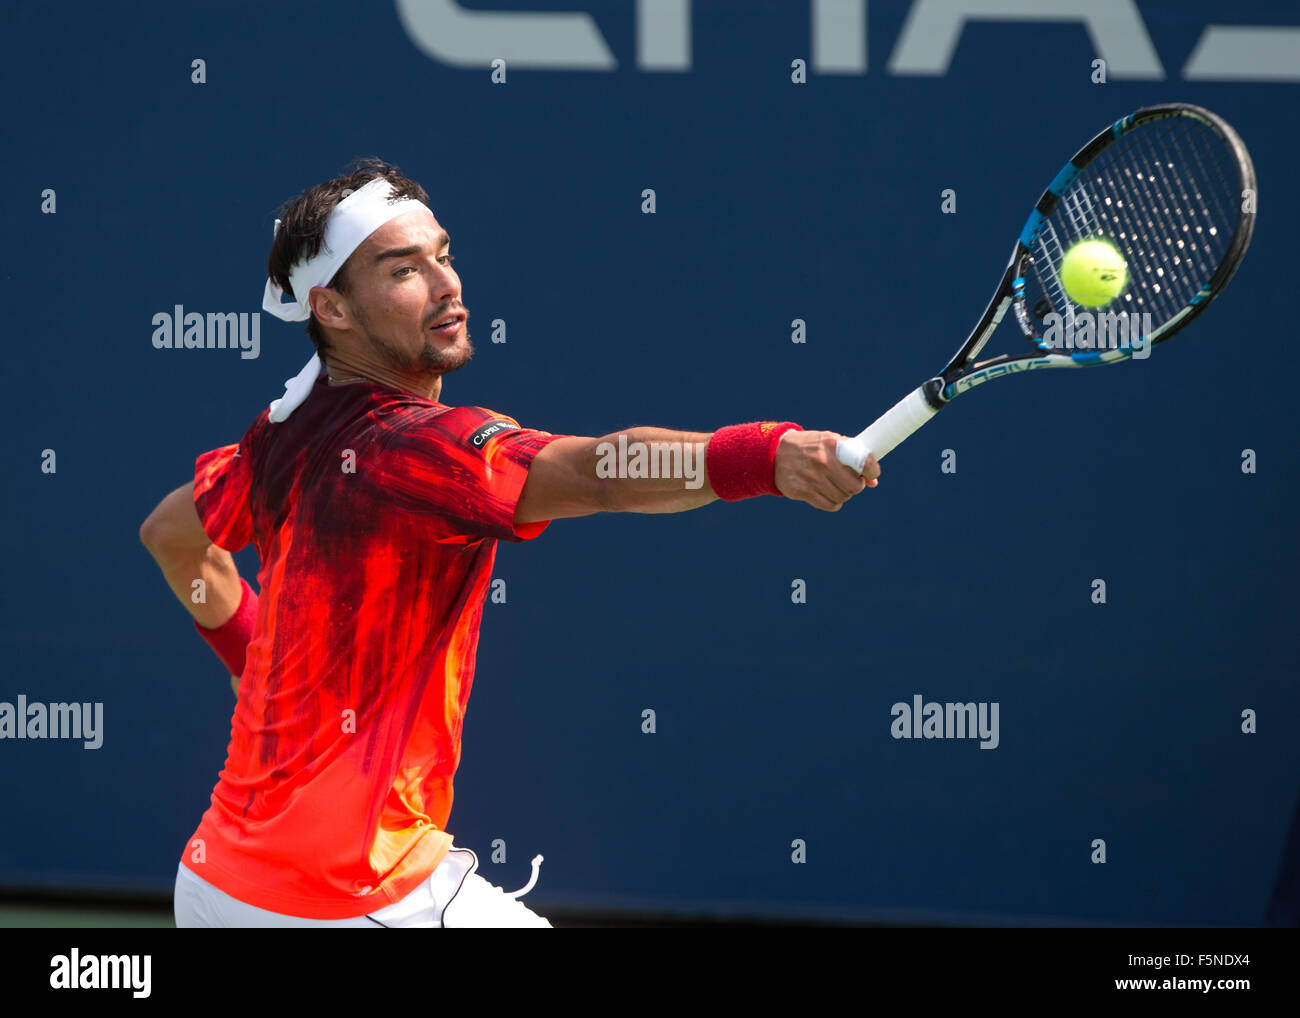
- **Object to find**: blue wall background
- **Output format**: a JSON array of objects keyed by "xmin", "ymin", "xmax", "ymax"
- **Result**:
[{"xmin": 2, "ymin": 0, "xmax": 1296, "ymax": 925}]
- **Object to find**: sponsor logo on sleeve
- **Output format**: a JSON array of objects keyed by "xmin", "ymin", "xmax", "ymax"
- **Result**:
[{"xmin": 468, "ymin": 419, "xmax": 520, "ymax": 449}]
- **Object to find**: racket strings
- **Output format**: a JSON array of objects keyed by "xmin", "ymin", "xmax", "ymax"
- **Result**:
[
  {"xmin": 1112, "ymin": 136, "xmax": 1194, "ymax": 324},
  {"xmin": 1132, "ymin": 126, "xmax": 1225, "ymax": 300},
  {"xmin": 1028, "ymin": 182, "xmax": 1108, "ymax": 331},
  {"xmin": 1099, "ymin": 122, "xmax": 1233, "ymax": 307},
  {"xmin": 1024, "ymin": 117, "xmax": 1240, "ymax": 336},
  {"xmin": 1172, "ymin": 124, "xmax": 1237, "ymax": 247},
  {"xmin": 1029, "ymin": 219, "xmax": 1084, "ymax": 331},
  {"xmin": 1079, "ymin": 141, "xmax": 1211, "ymax": 322}
]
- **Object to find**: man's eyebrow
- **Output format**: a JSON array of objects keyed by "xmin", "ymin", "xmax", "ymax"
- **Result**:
[{"xmin": 372, "ymin": 232, "xmax": 450, "ymax": 263}]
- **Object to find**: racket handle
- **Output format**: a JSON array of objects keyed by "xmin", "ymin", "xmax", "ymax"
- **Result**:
[{"xmin": 835, "ymin": 382, "xmax": 942, "ymax": 473}]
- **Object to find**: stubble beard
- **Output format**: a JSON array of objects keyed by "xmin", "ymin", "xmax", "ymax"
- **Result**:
[{"xmin": 358, "ymin": 309, "xmax": 475, "ymax": 379}]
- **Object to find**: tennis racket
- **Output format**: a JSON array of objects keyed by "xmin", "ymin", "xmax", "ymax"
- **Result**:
[{"xmin": 836, "ymin": 102, "xmax": 1256, "ymax": 473}]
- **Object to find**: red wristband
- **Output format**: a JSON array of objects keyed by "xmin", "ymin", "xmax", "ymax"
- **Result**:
[
  {"xmin": 706, "ymin": 421, "xmax": 803, "ymax": 501},
  {"xmin": 194, "ymin": 578, "xmax": 258, "ymax": 678}
]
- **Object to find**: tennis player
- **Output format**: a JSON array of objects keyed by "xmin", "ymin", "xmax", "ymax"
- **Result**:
[{"xmin": 140, "ymin": 159, "xmax": 880, "ymax": 928}]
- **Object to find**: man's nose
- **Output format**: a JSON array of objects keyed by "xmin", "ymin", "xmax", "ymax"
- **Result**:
[{"xmin": 430, "ymin": 261, "xmax": 459, "ymax": 300}]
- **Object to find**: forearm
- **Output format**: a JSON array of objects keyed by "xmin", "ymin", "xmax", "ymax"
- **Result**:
[
  {"xmin": 140, "ymin": 480, "xmax": 255, "ymax": 697},
  {"xmin": 593, "ymin": 427, "xmax": 719, "ymax": 513},
  {"xmin": 149, "ymin": 543, "xmax": 245, "ymax": 629},
  {"xmin": 516, "ymin": 419, "xmax": 875, "ymax": 523},
  {"xmin": 517, "ymin": 428, "xmax": 719, "ymax": 522}
]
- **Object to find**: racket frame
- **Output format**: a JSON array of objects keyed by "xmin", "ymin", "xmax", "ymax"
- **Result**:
[{"xmin": 836, "ymin": 103, "xmax": 1256, "ymax": 472}]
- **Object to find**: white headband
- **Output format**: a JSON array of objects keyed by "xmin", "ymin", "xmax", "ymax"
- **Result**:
[
  {"xmin": 262, "ymin": 176, "xmax": 431, "ymax": 422},
  {"xmin": 262, "ymin": 176, "xmax": 429, "ymax": 321}
]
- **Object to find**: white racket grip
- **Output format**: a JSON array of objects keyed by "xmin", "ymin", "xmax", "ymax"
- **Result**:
[{"xmin": 835, "ymin": 384, "xmax": 940, "ymax": 473}]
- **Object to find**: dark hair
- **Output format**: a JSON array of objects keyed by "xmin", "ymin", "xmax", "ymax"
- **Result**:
[{"xmin": 266, "ymin": 158, "xmax": 430, "ymax": 366}]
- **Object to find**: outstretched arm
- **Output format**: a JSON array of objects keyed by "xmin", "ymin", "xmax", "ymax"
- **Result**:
[{"xmin": 515, "ymin": 425, "xmax": 880, "ymax": 524}]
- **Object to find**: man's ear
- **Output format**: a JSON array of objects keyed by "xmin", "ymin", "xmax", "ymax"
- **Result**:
[{"xmin": 308, "ymin": 286, "xmax": 351, "ymax": 332}]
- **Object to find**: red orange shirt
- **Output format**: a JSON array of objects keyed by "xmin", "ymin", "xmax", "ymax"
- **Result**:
[{"xmin": 184, "ymin": 374, "xmax": 563, "ymax": 919}]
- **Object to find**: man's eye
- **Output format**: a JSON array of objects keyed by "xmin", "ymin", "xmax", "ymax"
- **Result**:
[
  {"xmin": 394, "ymin": 266, "xmax": 415, "ymax": 277},
  {"xmin": 439, "ymin": 254, "xmax": 455, "ymax": 266}
]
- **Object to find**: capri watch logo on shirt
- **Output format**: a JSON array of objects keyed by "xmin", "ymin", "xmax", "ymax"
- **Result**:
[{"xmin": 468, "ymin": 420, "xmax": 520, "ymax": 448}]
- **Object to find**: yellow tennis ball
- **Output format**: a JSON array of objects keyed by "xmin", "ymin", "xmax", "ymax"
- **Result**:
[{"xmin": 1060, "ymin": 239, "xmax": 1128, "ymax": 307}]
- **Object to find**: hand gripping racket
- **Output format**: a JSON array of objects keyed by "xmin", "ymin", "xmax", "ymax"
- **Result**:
[{"xmin": 836, "ymin": 103, "xmax": 1256, "ymax": 473}]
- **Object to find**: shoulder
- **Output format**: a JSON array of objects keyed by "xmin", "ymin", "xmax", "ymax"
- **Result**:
[
  {"xmin": 233, "ymin": 406, "xmax": 273, "ymax": 460},
  {"xmin": 383, "ymin": 403, "xmax": 527, "ymax": 446}
]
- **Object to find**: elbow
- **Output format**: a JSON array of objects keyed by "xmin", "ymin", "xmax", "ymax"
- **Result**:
[
  {"xmin": 139, "ymin": 512, "xmax": 161, "ymax": 553},
  {"xmin": 139, "ymin": 481, "xmax": 213, "ymax": 563},
  {"xmin": 138, "ymin": 503, "xmax": 179, "ymax": 558}
]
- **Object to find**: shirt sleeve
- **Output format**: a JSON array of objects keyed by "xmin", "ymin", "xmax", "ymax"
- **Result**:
[
  {"xmin": 194, "ymin": 427, "xmax": 256, "ymax": 553},
  {"xmin": 377, "ymin": 406, "xmax": 566, "ymax": 543}
]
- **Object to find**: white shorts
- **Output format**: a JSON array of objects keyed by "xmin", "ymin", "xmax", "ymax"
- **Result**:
[{"xmin": 173, "ymin": 847, "xmax": 552, "ymax": 928}]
